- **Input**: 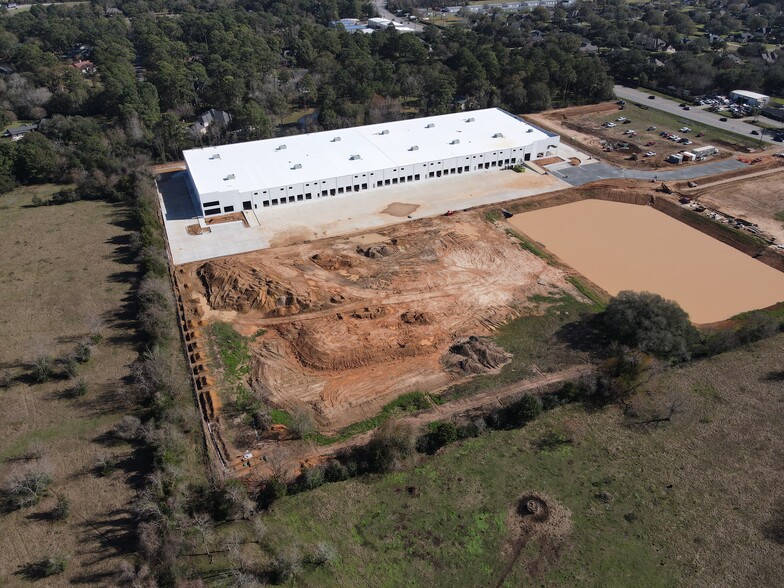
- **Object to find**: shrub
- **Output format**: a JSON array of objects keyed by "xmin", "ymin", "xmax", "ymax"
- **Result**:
[
  {"xmin": 31, "ymin": 353, "xmax": 54, "ymax": 383},
  {"xmin": 0, "ymin": 368, "xmax": 12, "ymax": 389},
  {"xmin": 600, "ymin": 291, "xmax": 698, "ymax": 361},
  {"xmin": 418, "ymin": 421, "xmax": 459, "ymax": 454},
  {"xmin": 74, "ymin": 339, "xmax": 92, "ymax": 363},
  {"xmin": 95, "ymin": 454, "xmax": 117, "ymax": 477},
  {"xmin": 323, "ymin": 460, "xmax": 349, "ymax": 483},
  {"xmin": 50, "ymin": 188, "xmax": 80, "ymax": 205},
  {"xmin": 297, "ymin": 466, "xmax": 325, "ymax": 491},
  {"xmin": 288, "ymin": 406, "xmax": 315, "ymax": 439},
  {"xmin": 252, "ymin": 409, "xmax": 272, "ymax": 431},
  {"xmin": 510, "ymin": 395, "xmax": 542, "ymax": 426},
  {"xmin": 365, "ymin": 421, "xmax": 415, "ymax": 472},
  {"xmin": 20, "ymin": 556, "xmax": 66, "ymax": 579},
  {"xmin": 736, "ymin": 312, "xmax": 780, "ymax": 345},
  {"xmin": 67, "ymin": 378, "xmax": 88, "ymax": 398},
  {"xmin": 52, "ymin": 494, "xmax": 70, "ymax": 521},
  {"xmin": 271, "ymin": 547, "xmax": 302, "ymax": 584},
  {"xmin": 115, "ymin": 415, "xmax": 143, "ymax": 441},
  {"xmin": 308, "ymin": 541, "xmax": 338, "ymax": 566}
]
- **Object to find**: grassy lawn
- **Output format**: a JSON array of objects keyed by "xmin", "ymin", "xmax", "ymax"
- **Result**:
[
  {"xmin": 207, "ymin": 334, "xmax": 783, "ymax": 587},
  {"xmin": 591, "ymin": 102, "xmax": 759, "ymax": 150},
  {"xmin": 0, "ymin": 184, "xmax": 143, "ymax": 584}
]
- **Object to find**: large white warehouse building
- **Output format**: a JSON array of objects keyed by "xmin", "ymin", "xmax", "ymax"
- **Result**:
[{"xmin": 183, "ymin": 108, "xmax": 560, "ymax": 217}]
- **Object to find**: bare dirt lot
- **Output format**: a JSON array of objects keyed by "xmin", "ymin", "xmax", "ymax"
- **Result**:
[
  {"xmin": 176, "ymin": 210, "xmax": 583, "ymax": 434},
  {"xmin": 690, "ymin": 168, "xmax": 784, "ymax": 243},
  {"xmin": 0, "ymin": 186, "xmax": 140, "ymax": 585}
]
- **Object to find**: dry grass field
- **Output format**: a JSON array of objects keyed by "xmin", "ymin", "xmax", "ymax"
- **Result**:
[{"xmin": 0, "ymin": 185, "xmax": 142, "ymax": 585}]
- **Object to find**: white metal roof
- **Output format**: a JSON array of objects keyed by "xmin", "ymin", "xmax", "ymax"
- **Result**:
[
  {"xmin": 730, "ymin": 90, "xmax": 770, "ymax": 101},
  {"xmin": 183, "ymin": 108, "xmax": 554, "ymax": 197}
]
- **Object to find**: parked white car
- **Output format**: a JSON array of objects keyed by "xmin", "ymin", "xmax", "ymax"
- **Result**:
[
  {"xmin": 644, "ymin": 151, "xmax": 656, "ymax": 157},
  {"xmin": 679, "ymin": 127, "xmax": 692, "ymax": 133},
  {"xmin": 604, "ymin": 122, "xmax": 617, "ymax": 128}
]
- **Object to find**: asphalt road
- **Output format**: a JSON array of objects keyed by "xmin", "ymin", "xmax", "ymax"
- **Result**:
[
  {"xmin": 546, "ymin": 158, "xmax": 748, "ymax": 187},
  {"xmin": 372, "ymin": 0, "xmax": 426, "ymax": 32},
  {"xmin": 613, "ymin": 85, "xmax": 778, "ymax": 145}
]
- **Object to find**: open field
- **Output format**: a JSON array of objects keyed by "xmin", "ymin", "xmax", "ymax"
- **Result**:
[
  {"xmin": 190, "ymin": 334, "xmax": 784, "ymax": 587},
  {"xmin": 530, "ymin": 102, "xmax": 759, "ymax": 170},
  {"xmin": 509, "ymin": 200, "xmax": 784, "ymax": 323},
  {"xmin": 0, "ymin": 186, "xmax": 141, "ymax": 584},
  {"xmin": 176, "ymin": 209, "xmax": 588, "ymax": 440},
  {"xmin": 690, "ymin": 169, "xmax": 784, "ymax": 243}
]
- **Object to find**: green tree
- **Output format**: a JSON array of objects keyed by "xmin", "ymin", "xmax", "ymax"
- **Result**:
[
  {"xmin": 13, "ymin": 133, "xmax": 59, "ymax": 184},
  {"xmin": 600, "ymin": 291, "xmax": 698, "ymax": 361}
]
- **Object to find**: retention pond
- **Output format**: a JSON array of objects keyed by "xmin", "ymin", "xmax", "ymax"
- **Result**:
[{"xmin": 509, "ymin": 199, "xmax": 784, "ymax": 323}]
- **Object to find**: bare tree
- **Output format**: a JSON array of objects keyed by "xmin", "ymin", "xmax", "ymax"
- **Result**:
[{"xmin": 3, "ymin": 458, "xmax": 54, "ymax": 509}]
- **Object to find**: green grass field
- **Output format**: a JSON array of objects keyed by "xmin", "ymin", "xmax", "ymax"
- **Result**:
[{"xmin": 192, "ymin": 333, "xmax": 783, "ymax": 587}]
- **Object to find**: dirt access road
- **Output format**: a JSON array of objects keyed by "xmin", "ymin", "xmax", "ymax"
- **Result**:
[{"xmin": 235, "ymin": 364, "xmax": 594, "ymax": 481}]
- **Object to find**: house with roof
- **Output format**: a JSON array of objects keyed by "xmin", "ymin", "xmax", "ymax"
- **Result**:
[
  {"xmin": 191, "ymin": 109, "xmax": 232, "ymax": 136},
  {"xmin": 72, "ymin": 60, "xmax": 96, "ymax": 75},
  {"xmin": 2, "ymin": 122, "xmax": 39, "ymax": 141}
]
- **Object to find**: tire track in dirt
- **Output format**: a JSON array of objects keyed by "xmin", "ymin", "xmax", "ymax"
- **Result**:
[{"xmin": 237, "ymin": 364, "xmax": 594, "ymax": 480}]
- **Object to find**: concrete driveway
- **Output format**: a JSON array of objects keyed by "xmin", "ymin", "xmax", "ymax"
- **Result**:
[
  {"xmin": 546, "ymin": 158, "xmax": 747, "ymax": 186},
  {"xmin": 614, "ymin": 85, "xmax": 778, "ymax": 145}
]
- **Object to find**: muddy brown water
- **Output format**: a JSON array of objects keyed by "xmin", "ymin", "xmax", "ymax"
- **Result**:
[{"xmin": 509, "ymin": 200, "xmax": 784, "ymax": 324}]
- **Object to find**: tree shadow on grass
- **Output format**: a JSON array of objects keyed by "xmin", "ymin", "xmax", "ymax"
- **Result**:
[
  {"xmin": 77, "ymin": 508, "xmax": 137, "ymax": 563},
  {"xmin": 762, "ymin": 370, "xmax": 784, "ymax": 382},
  {"xmin": 553, "ymin": 314, "xmax": 613, "ymax": 360}
]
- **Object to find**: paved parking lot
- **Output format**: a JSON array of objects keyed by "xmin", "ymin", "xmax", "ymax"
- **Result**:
[
  {"xmin": 614, "ymin": 86, "xmax": 779, "ymax": 144},
  {"xmin": 546, "ymin": 158, "xmax": 747, "ymax": 186}
]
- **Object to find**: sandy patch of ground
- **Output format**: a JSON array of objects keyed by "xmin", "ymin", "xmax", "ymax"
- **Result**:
[
  {"xmin": 176, "ymin": 210, "xmax": 580, "ymax": 433},
  {"xmin": 381, "ymin": 202, "xmax": 419, "ymax": 217},
  {"xmin": 694, "ymin": 169, "xmax": 784, "ymax": 243}
]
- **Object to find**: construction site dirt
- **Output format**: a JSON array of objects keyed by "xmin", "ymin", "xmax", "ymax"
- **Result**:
[{"xmin": 175, "ymin": 211, "xmax": 583, "ymax": 438}]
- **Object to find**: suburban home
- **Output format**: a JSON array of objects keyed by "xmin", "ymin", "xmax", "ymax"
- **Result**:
[
  {"xmin": 72, "ymin": 60, "xmax": 96, "ymax": 74},
  {"xmin": 191, "ymin": 109, "xmax": 232, "ymax": 135},
  {"xmin": 2, "ymin": 122, "xmax": 39, "ymax": 141}
]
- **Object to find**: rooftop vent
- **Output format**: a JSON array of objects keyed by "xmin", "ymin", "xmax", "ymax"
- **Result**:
[
  {"xmin": 425, "ymin": 123, "xmax": 435, "ymax": 128},
  {"xmin": 379, "ymin": 129, "xmax": 390, "ymax": 135},
  {"xmin": 291, "ymin": 163, "xmax": 302, "ymax": 170},
  {"xmin": 465, "ymin": 117, "xmax": 475, "ymax": 123},
  {"xmin": 493, "ymin": 132, "xmax": 504, "ymax": 138},
  {"xmin": 275, "ymin": 144, "xmax": 287, "ymax": 150},
  {"xmin": 526, "ymin": 129, "xmax": 533, "ymax": 133},
  {"xmin": 409, "ymin": 145, "xmax": 419, "ymax": 151},
  {"xmin": 209, "ymin": 153, "xmax": 221, "ymax": 160},
  {"xmin": 224, "ymin": 174, "xmax": 235, "ymax": 181},
  {"xmin": 349, "ymin": 154, "xmax": 362, "ymax": 160},
  {"xmin": 450, "ymin": 139, "xmax": 460, "ymax": 145},
  {"xmin": 331, "ymin": 136, "xmax": 341, "ymax": 142}
]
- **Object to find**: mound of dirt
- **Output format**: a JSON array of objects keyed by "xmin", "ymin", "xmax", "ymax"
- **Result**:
[
  {"xmin": 311, "ymin": 253, "xmax": 353, "ymax": 271},
  {"xmin": 197, "ymin": 259, "xmax": 311, "ymax": 315},
  {"xmin": 356, "ymin": 243, "xmax": 396, "ymax": 259},
  {"xmin": 400, "ymin": 311, "xmax": 431, "ymax": 325},
  {"xmin": 349, "ymin": 307, "xmax": 387, "ymax": 320},
  {"xmin": 443, "ymin": 336, "xmax": 511, "ymax": 375},
  {"xmin": 497, "ymin": 492, "xmax": 572, "ymax": 585}
]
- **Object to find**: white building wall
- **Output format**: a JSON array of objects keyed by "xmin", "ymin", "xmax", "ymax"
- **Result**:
[{"xmin": 188, "ymin": 118, "xmax": 560, "ymax": 216}]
